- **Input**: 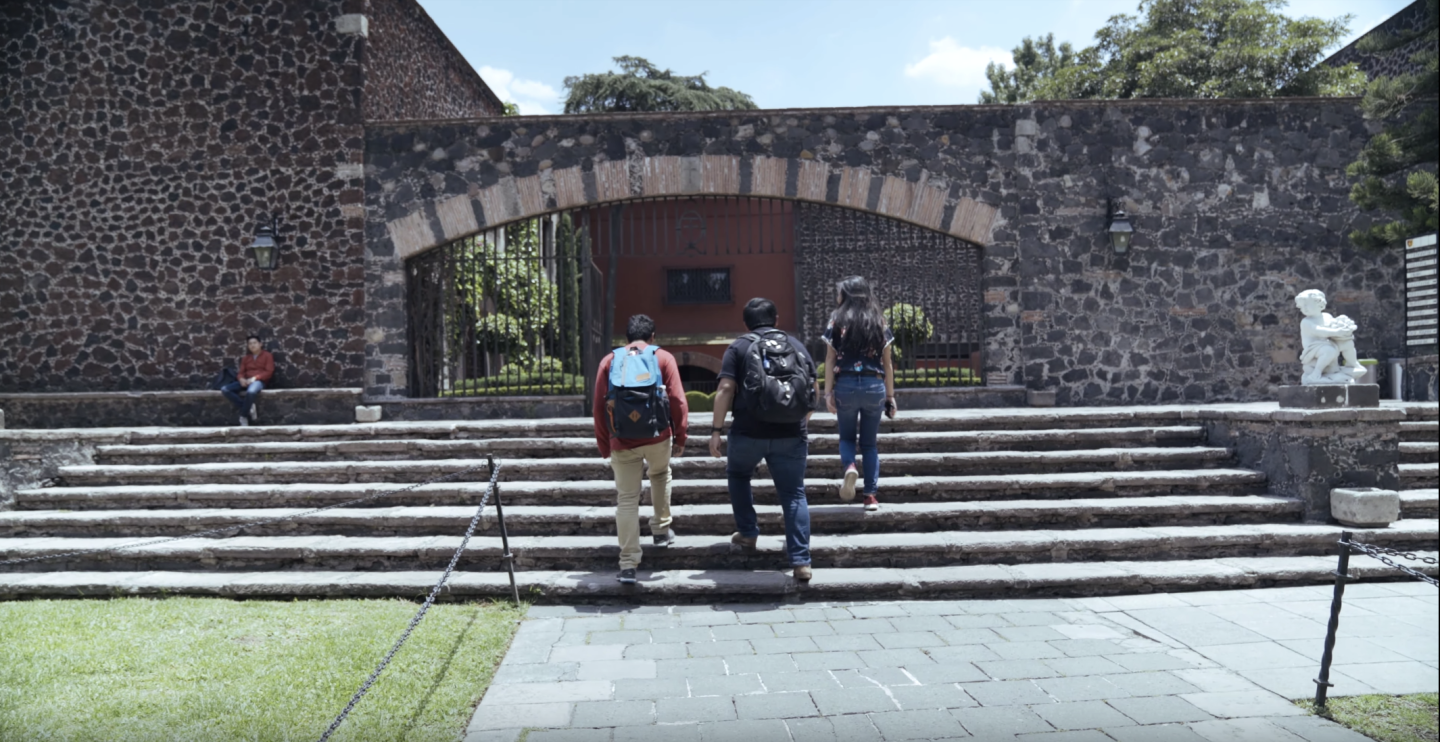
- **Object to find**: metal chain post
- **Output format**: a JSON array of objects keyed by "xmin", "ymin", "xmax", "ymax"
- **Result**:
[
  {"xmin": 488, "ymin": 454, "xmax": 521, "ymax": 607},
  {"xmin": 1314, "ymin": 531, "xmax": 1352, "ymax": 709}
]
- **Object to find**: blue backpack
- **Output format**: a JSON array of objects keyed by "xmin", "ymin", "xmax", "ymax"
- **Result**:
[{"xmin": 607, "ymin": 345, "xmax": 671, "ymax": 439}]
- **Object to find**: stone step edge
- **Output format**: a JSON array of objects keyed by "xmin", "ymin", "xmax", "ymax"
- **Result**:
[
  {"xmin": 91, "ymin": 427, "xmax": 1209, "ymax": 456},
  {"xmin": 4, "ymin": 521, "xmax": 1433, "ymax": 560},
  {"xmin": 2, "ymin": 553, "xmax": 1433, "ymax": 599},
  {"xmin": 15, "ymin": 469, "xmax": 1271, "ymax": 503},
  {"xmin": 0, "ymin": 494, "xmax": 1306, "ymax": 528}
]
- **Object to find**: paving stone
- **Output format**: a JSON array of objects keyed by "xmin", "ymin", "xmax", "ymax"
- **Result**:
[
  {"xmin": 591, "ymin": 630, "xmax": 653, "ymax": 645},
  {"xmin": 1029, "ymin": 700, "xmax": 1136, "ymax": 730},
  {"xmin": 725, "ymin": 653, "xmax": 796, "ymax": 674},
  {"xmin": 1041, "ymin": 657, "xmax": 1129, "ymax": 677},
  {"xmin": 813, "ymin": 634, "xmax": 884, "ymax": 652},
  {"xmin": 978, "ymin": 659, "xmax": 1063, "ymax": 680},
  {"xmin": 961, "ymin": 680, "xmax": 1054, "ymax": 707},
  {"xmin": 710, "ymin": 624, "xmax": 776, "ymax": 641},
  {"xmin": 571, "ymin": 700, "xmax": 655, "ymax": 728},
  {"xmin": 687, "ymin": 640, "xmax": 754, "ymax": 658},
  {"xmin": 656, "ymin": 696, "xmax": 736, "ymax": 724},
  {"xmin": 614, "ymin": 678, "xmax": 691, "ymax": 701},
  {"xmin": 698, "ymin": 719, "xmax": 790, "ymax": 742},
  {"xmin": 565, "ymin": 616, "xmax": 626, "ymax": 632},
  {"xmin": 1329, "ymin": 661, "xmax": 1438, "ymax": 694},
  {"xmin": 875, "ymin": 631, "xmax": 944, "ymax": 649},
  {"xmin": 870, "ymin": 708, "xmax": 971, "ymax": 740},
  {"xmin": 951, "ymin": 705, "xmax": 1055, "ymax": 736},
  {"xmin": 1269, "ymin": 715, "xmax": 1376, "ymax": 742},
  {"xmin": 849, "ymin": 604, "xmax": 910, "ymax": 618},
  {"xmin": 1052, "ymin": 624, "xmax": 1127, "ymax": 640},
  {"xmin": 947, "ymin": 615, "xmax": 1013, "ymax": 629},
  {"xmin": 794, "ymin": 651, "xmax": 867, "ymax": 671},
  {"xmin": 1102, "ymin": 672, "xmax": 1202, "ymax": 697},
  {"xmin": 688, "ymin": 674, "xmax": 765, "ymax": 697},
  {"xmin": 621, "ymin": 614, "xmax": 686, "ymax": 630},
  {"xmin": 830, "ymin": 619, "xmax": 898, "ymax": 634},
  {"xmin": 734, "ymin": 691, "xmax": 820, "ymax": 720},
  {"xmin": 858, "ymin": 648, "xmax": 935, "ymax": 668},
  {"xmin": 1015, "ymin": 730, "xmax": 1113, "ymax": 741},
  {"xmin": 527, "ymin": 729, "xmax": 612, "ymax": 742},
  {"xmin": 773, "ymin": 622, "xmax": 836, "ymax": 638},
  {"xmin": 902, "ymin": 600, "xmax": 971, "ymax": 616},
  {"xmin": 1050, "ymin": 639, "xmax": 1131, "ymax": 657},
  {"xmin": 1003, "ymin": 612, "xmax": 1066, "ymax": 627},
  {"xmin": 1035, "ymin": 675, "xmax": 1127, "ymax": 702},
  {"xmin": 1179, "ymin": 691, "xmax": 1307, "ymax": 719},
  {"xmin": 889, "ymin": 616, "xmax": 957, "ymax": 632},
  {"xmin": 890, "ymin": 683, "xmax": 978, "ymax": 710},
  {"xmin": 463, "ymin": 728, "xmax": 523, "ymax": 742},
  {"xmin": 759, "ymin": 671, "xmax": 842, "ymax": 692},
  {"xmin": 653, "ymin": 628, "xmax": 717, "ymax": 644},
  {"xmin": 1194, "ymin": 643, "xmax": 1313, "ymax": 672},
  {"xmin": 1110, "ymin": 653, "xmax": 1200, "ymax": 672},
  {"xmin": 615, "ymin": 725, "xmax": 701, "ymax": 742},
  {"xmin": 1187, "ymin": 718, "xmax": 1308, "ymax": 742},
  {"xmin": 1108, "ymin": 696, "xmax": 1213, "ymax": 724},
  {"xmin": 808, "ymin": 687, "xmax": 900, "ymax": 715},
  {"xmin": 624, "ymin": 643, "xmax": 690, "ymax": 660},
  {"xmin": 492, "ymin": 662, "xmax": 580, "ymax": 684},
  {"xmin": 550, "ymin": 633, "xmax": 590, "ymax": 648},
  {"xmin": 1154, "ymin": 623, "xmax": 1270, "ymax": 647},
  {"xmin": 785, "ymin": 714, "xmax": 883, "ymax": 742},
  {"xmin": 484, "ymin": 681, "xmax": 613, "ymax": 705},
  {"xmin": 1171, "ymin": 669, "xmax": 1267, "ymax": 694},
  {"xmin": 939, "ymin": 628, "xmax": 1008, "ymax": 646},
  {"xmin": 752, "ymin": 637, "xmax": 821, "ymax": 655},
  {"xmin": 905, "ymin": 662, "xmax": 988, "ymax": 684},
  {"xmin": 736, "ymin": 609, "xmax": 796, "ymax": 624},
  {"xmin": 469, "ymin": 702, "xmax": 572, "ymax": 730},
  {"xmin": 993, "ymin": 641, "xmax": 1068, "ymax": 660},
  {"xmin": 1105, "ymin": 724, "xmax": 1210, "ymax": 742},
  {"xmin": 996, "ymin": 626, "xmax": 1069, "ymax": 642},
  {"xmin": 680, "ymin": 612, "xmax": 740, "ymax": 627},
  {"xmin": 577, "ymin": 660, "xmax": 656, "ymax": 681},
  {"xmin": 550, "ymin": 644, "xmax": 627, "ymax": 663},
  {"xmin": 832, "ymin": 668, "xmax": 915, "ymax": 688},
  {"xmin": 930, "ymin": 646, "xmax": 1005, "ymax": 666},
  {"xmin": 656, "ymin": 658, "xmax": 728, "ymax": 678}
]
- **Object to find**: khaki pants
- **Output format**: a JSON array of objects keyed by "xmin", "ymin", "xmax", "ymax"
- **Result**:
[{"xmin": 610, "ymin": 439, "xmax": 674, "ymax": 570}]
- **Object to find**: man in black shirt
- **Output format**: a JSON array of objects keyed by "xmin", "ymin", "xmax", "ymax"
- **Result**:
[{"xmin": 708, "ymin": 298, "xmax": 820, "ymax": 581}]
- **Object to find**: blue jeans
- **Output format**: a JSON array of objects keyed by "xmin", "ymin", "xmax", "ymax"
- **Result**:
[
  {"xmin": 834, "ymin": 374, "xmax": 886, "ymax": 494},
  {"xmin": 726, "ymin": 433, "xmax": 810, "ymax": 566},
  {"xmin": 221, "ymin": 380, "xmax": 264, "ymax": 414}
]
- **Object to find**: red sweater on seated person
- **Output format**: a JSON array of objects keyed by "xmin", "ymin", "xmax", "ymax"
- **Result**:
[{"xmin": 239, "ymin": 350, "xmax": 275, "ymax": 384}]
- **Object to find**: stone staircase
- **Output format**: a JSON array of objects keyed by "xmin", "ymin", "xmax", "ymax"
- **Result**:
[{"xmin": 2, "ymin": 406, "xmax": 1436, "ymax": 602}]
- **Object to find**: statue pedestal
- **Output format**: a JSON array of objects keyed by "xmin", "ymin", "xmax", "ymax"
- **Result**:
[{"xmin": 1277, "ymin": 384, "xmax": 1380, "ymax": 409}]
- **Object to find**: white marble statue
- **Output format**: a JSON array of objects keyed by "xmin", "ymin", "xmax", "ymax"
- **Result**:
[{"xmin": 1295, "ymin": 289, "xmax": 1366, "ymax": 385}]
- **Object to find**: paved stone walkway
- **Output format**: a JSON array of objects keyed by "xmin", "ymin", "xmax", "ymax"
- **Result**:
[{"xmin": 465, "ymin": 582, "xmax": 1438, "ymax": 741}]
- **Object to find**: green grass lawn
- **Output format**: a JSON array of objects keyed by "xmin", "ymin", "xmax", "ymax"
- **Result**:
[
  {"xmin": 1299, "ymin": 694, "xmax": 1440, "ymax": 742},
  {"xmin": 0, "ymin": 598, "xmax": 524, "ymax": 742}
]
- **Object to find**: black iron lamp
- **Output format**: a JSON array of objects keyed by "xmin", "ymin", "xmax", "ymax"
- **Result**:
[
  {"xmin": 249, "ymin": 215, "xmax": 280, "ymax": 270},
  {"xmin": 1107, "ymin": 200, "xmax": 1134, "ymax": 254}
]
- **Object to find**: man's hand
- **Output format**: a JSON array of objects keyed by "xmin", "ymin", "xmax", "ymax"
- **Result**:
[
  {"xmin": 825, "ymin": 392, "xmax": 837, "ymax": 414},
  {"xmin": 709, "ymin": 430, "xmax": 724, "ymax": 458},
  {"xmin": 671, "ymin": 442, "xmax": 685, "ymax": 459}
]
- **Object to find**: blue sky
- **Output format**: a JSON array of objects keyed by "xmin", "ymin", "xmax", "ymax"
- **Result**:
[{"xmin": 416, "ymin": 0, "xmax": 1414, "ymax": 114}]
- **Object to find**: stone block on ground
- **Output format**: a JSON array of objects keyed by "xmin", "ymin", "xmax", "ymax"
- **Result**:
[
  {"xmin": 1277, "ymin": 385, "xmax": 1380, "ymax": 409},
  {"xmin": 354, "ymin": 405, "xmax": 383, "ymax": 423},
  {"xmin": 1329, "ymin": 487, "xmax": 1401, "ymax": 528}
]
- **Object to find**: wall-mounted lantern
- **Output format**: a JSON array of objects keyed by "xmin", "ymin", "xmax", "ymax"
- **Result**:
[
  {"xmin": 249, "ymin": 215, "xmax": 280, "ymax": 270},
  {"xmin": 1107, "ymin": 200, "xmax": 1134, "ymax": 254}
]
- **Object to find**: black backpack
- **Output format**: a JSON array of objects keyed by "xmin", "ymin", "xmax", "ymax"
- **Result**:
[{"xmin": 739, "ymin": 329, "xmax": 817, "ymax": 424}]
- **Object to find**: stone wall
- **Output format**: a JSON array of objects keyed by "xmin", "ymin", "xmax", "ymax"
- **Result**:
[
  {"xmin": 1321, "ymin": 0, "xmax": 1435, "ymax": 81},
  {"xmin": 362, "ymin": 0, "xmax": 503, "ymax": 121},
  {"xmin": 1, "ymin": 0, "xmax": 498, "ymax": 394},
  {"xmin": 364, "ymin": 99, "xmax": 1406, "ymax": 404}
]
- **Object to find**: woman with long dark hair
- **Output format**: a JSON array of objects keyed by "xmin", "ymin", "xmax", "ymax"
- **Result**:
[{"xmin": 822, "ymin": 276, "xmax": 896, "ymax": 511}]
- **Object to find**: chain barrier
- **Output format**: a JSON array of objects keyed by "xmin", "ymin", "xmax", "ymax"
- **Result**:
[
  {"xmin": 0, "ymin": 461, "xmax": 497, "ymax": 567},
  {"xmin": 317, "ymin": 458, "xmax": 504, "ymax": 742},
  {"xmin": 1347, "ymin": 539, "xmax": 1440, "ymax": 587}
]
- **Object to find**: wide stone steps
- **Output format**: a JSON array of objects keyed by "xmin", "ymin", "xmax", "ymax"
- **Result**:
[
  {"xmin": 1401, "ymin": 462, "xmax": 1440, "ymax": 489},
  {"xmin": 17, "ymin": 469, "xmax": 1269, "ymax": 510},
  {"xmin": 3, "ymin": 552, "xmax": 1435, "ymax": 601},
  {"xmin": 1400, "ymin": 488, "xmax": 1440, "ymax": 519},
  {"xmin": 2, "ymin": 522, "xmax": 1434, "ymax": 573},
  {"xmin": 58, "ymin": 447, "xmax": 1235, "ymax": 487},
  {"xmin": 90, "ymin": 426, "xmax": 1208, "ymax": 464},
  {"xmin": 1400, "ymin": 441, "xmax": 1439, "ymax": 464},
  {"xmin": 0, "ymin": 495, "xmax": 1307, "ymax": 538},
  {"xmin": 1399, "ymin": 420, "xmax": 1438, "ymax": 442}
]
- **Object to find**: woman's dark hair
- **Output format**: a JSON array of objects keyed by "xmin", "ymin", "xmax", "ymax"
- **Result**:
[{"xmin": 830, "ymin": 276, "xmax": 886, "ymax": 358}]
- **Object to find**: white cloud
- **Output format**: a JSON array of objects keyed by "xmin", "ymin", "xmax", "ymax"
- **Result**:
[
  {"xmin": 479, "ymin": 65, "xmax": 560, "ymax": 115},
  {"xmin": 904, "ymin": 38, "xmax": 1012, "ymax": 88}
]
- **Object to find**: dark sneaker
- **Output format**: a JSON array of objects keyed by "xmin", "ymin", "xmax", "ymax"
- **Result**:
[
  {"xmin": 652, "ymin": 529, "xmax": 675, "ymax": 547},
  {"xmin": 616, "ymin": 568, "xmax": 637, "ymax": 584},
  {"xmin": 863, "ymin": 494, "xmax": 880, "ymax": 512},
  {"xmin": 840, "ymin": 464, "xmax": 859, "ymax": 502},
  {"xmin": 793, "ymin": 565, "xmax": 813, "ymax": 581},
  {"xmin": 730, "ymin": 532, "xmax": 757, "ymax": 552}
]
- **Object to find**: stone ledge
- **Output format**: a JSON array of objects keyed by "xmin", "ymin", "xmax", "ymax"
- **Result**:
[
  {"xmin": 1278, "ymin": 384, "xmax": 1380, "ymax": 409},
  {"xmin": 0, "ymin": 389, "xmax": 363, "ymax": 428}
]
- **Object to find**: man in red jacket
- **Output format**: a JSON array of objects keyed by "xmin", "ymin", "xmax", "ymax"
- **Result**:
[
  {"xmin": 221, "ymin": 335, "xmax": 274, "ymax": 426},
  {"xmin": 593, "ymin": 315, "xmax": 689, "ymax": 584}
]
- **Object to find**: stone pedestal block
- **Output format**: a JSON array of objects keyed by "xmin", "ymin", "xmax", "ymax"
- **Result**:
[
  {"xmin": 355, "ymin": 405, "xmax": 383, "ymax": 423},
  {"xmin": 1330, "ymin": 487, "xmax": 1401, "ymax": 528},
  {"xmin": 1277, "ymin": 384, "xmax": 1379, "ymax": 409},
  {"xmin": 1027, "ymin": 390, "xmax": 1057, "ymax": 407},
  {"xmin": 0, "ymin": 408, "xmax": 5, "ymax": 429}
]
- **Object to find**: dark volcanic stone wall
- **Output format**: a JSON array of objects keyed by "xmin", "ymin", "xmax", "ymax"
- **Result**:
[
  {"xmin": 1, "ymin": 0, "xmax": 368, "ymax": 391},
  {"xmin": 363, "ymin": 0, "xmax": 502, "ymax": 121},
  {"xmin": 365, "ymin": 99, "xmax": 1406, "ymax": 404}
]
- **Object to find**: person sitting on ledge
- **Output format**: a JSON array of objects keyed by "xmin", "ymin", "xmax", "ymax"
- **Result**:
[
  {"xmin": 1295, "ymin": 289, "xmax": 1366, "ymax": 386},
  {"xmin": 221, "ymin": 335, "xmax": 274, "ymax": 426}
]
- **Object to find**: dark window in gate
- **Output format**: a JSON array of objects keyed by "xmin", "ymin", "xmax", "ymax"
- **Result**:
[{"xmin": 666, "ymin": 267, "xmax": 732, "ymax": 305}]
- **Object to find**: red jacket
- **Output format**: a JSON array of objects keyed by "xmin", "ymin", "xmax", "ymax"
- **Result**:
[
  {"xmin": 239, "ymin": 350, "xmax": 275, "ymax": 384},
  {"xmin": 592, "ymin": 343, "xmax": 689, "ymax": 458}
]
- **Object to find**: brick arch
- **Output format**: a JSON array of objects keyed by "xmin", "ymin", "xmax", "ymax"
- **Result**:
[
  {"xmin": 674, "ymin": 351, "xmax": 723, "ymax": 375},
  {"xmin": 380, "ymin": 154, "xmax": 1000, "ymax": 262}
]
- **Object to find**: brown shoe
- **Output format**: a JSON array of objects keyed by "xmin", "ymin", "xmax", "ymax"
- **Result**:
[
  {"xmin": 730, "ymin": 532, "xmax": 757, "ymax": 552},
  {"xmin": 793, "ymin": 565, "xmax": 813, "ymax": 581}
]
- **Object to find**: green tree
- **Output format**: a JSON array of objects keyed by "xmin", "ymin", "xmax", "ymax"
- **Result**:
[
  {"xmin": 562, "ymin": 56, "xmax": 758, "ymax": 113},
  {"xmin": 1347, "ymin": 0, "xmax": 1439, "ymax": 249},
  {"xmin": 980, "ymin": 34, "xmax": 1077, "ymax": 104},
  {"xmin": 980, "ymin": 0, "xmax": 1364, "ymax": 102}
]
